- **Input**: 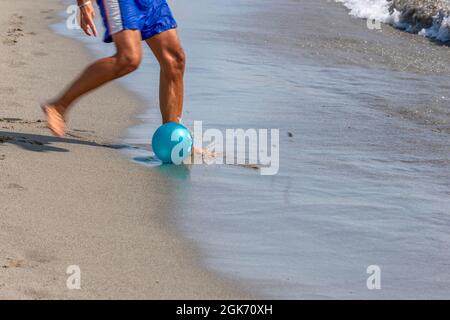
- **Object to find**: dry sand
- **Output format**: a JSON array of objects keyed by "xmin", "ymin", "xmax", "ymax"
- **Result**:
[{"xmin": 0, "ymin": 0, "xmax": 250, "ymax": 299}]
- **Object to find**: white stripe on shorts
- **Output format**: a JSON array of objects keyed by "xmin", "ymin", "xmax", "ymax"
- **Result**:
[{"xmin": 104, "ymin": 0, "xmax": 123, "ymax": 34}]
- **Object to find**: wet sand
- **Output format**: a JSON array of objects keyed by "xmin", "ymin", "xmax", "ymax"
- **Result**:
[{"xmin": 0, "ymin": 0, "xmax": 251, "ymax": 299}]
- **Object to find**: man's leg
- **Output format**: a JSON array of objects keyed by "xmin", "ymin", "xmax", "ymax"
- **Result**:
[
  {"xmin": 44, "ymin": 30, "xmax": 143, "ymax": 136},
  {"xmin": 146, "ymin": 29, "xmax": 185, "ymax": 124}
]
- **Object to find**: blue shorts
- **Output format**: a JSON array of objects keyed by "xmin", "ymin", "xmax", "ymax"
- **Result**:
[{"xmin": 96, "ymin": 0, "xmax": 178, "ymax": 43}]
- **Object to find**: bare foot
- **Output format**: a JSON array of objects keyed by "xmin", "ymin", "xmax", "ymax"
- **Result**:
[
  {"xmin": 192, "ymin": 146, "xmax": 215, "ymax": 157},
  {"xmin": 41, "ymin": 104, "xmax": 65, "ymax": 137},
  {"xmin": 186, "ymin": 146, "xmax": 217, "ymax": 164}
]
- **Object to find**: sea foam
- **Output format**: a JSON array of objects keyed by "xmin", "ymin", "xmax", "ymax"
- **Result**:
[{"xmin": 336, "ymin": 0, "xmax": 450, "ymax": 42}]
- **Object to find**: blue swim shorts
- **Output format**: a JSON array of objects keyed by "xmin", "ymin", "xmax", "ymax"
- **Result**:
[{"xmin": 96, "ymin": 0, "xmax": 178, "ymax": 43}]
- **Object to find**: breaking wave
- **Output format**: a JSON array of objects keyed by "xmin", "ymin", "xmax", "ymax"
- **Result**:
[{"xmin": 336, "ymin": 0, "xmax": 450, "ymax": 42}]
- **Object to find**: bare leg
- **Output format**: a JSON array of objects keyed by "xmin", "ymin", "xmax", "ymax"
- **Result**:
[
  {"xmin": 146, "ymin": 29, "xmax": 207, "ymax": 160},
  {"xmin": 43, "ymin": 30, "xmax": 142, "ymax": 136},
  {"xmin": 146, "ymin": 29, "xmax": 185, "ymax": 123}
]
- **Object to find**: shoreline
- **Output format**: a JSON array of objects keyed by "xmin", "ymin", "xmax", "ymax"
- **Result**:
[{"xmin": 0, "ymin": 0, "xmax": 252, "ymax": 299}]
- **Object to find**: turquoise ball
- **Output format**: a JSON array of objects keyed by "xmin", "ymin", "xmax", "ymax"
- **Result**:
[{"xmin": 151, "ymin": 122, "xmax": 193, "ymax": 164}]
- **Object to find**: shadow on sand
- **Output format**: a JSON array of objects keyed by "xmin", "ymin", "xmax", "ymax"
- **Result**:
[{"xmin": 0, "ymin": 131, "xmax": 110, "ymax": 153}]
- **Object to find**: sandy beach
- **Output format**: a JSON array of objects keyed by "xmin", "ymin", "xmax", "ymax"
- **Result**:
[{"xmin": 0, "ymin": 0, "xmax": 251, "ymax": 299}]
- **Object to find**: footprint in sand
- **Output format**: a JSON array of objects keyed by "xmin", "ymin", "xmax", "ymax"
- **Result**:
[
  {"xmin": 5, "ymin": 183, "xmax": 26, "ymax": 191},
  {"xmin": 0, "ymin": 117, "xmax": 19, "ymax": 130},
  {"xmin": 0, "ymin": 251, "xmax": 53, "ymax": 272},
  {"xmin": 0, "ymin": 118, "xmax": 47, "ymax": 132},
  {"xmin": 31, "ymin": 51, "xmax": 48, "ymax": 57},
  {"xmin": 72, "ymin": 129, "xmax": 95, "ymax": 133},
  {"xmin": 66, "ymin": 129, "xmax": 98, "ymax": 141},
  {"xmin": 1, "ymin": 258, "xmax": 24, "ymax": 269},
  {"xmin": 0, "ymin": 117, "xmax": 22, "ymax": 122},
  {"xmin": 0, "ymin": 118, "xmax": 44, "ymax": 125},
  {"xmin": 2, "ymin": 14, "xmax": 24, "ymax": 46},
  {"xmin": 8, "ymin": 60, "xmax": 27, "ymax": 68}
]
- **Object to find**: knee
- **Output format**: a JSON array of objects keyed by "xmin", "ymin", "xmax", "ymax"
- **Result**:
[
  {"xmin": 116, "ymin": 52, "xmax": 142, "ymax": 75},
  {"xmin": 162, "ymin": 48, "xmax": 186, "ymax": 78}
]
